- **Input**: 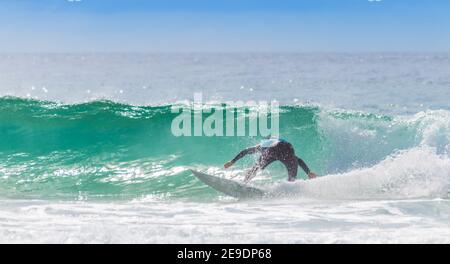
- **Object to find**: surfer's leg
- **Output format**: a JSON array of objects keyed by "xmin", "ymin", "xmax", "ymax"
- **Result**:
[
  {"xmin": 244, "ymin": 164, "xmax": 260, "ymax": 182},
  {"xmin": 244, "ymin": 156, "xmax": 276, "ymax": 182},
  {"xmin": 260, "ymin": 157, "xmax": 276, "ymax": 170}
]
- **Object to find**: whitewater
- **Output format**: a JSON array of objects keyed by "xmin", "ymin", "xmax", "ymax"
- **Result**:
[{"xmin": 0, "ymin": 53, "xmax": 449, "ymax": 243}]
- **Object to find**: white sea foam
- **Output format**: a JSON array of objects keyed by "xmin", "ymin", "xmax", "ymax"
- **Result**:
[
  {"xmin": 267, "ymin": 147, "xmax": 450, "ymax": 200},
  {"xmin": 0, "ymin": 198, "xmax": 449, "ymax": 243}
]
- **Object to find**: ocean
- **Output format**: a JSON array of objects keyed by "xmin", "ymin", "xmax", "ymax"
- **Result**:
[{"xmin": 0, "ymin": 53, "xmax": 449, "ymax": 243}]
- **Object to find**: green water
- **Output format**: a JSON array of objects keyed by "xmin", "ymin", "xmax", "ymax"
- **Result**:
[{"xmin": 0, "ymin": 97, "xmax": 438, "ymax": 200}]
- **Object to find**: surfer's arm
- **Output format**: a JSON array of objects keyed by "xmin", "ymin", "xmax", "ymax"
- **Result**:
[
  {"xmin": 297, "ymin": 157, "xmax": 317, "ymax": 179},
  {"xmin": 225, "ymin": 146, "xmax": 260, "ymax": 168},
  {"xmin": 231, "ymin": 146, "xmax": 260, "ymax": 163}
]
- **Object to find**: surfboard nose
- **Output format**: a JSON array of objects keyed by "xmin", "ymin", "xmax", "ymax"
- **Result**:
[{"xmin": 191, "ymin": 170, "xmax": 266, "ymax": 199}]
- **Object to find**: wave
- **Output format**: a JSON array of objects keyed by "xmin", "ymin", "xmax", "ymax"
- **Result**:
[
  {"xmin": 267, "ymin": 147, "xmax": 450, "ymax": 200},
  {"xmin": 0, "ymin": 96, "xmax": 449, "ymax": 200}
]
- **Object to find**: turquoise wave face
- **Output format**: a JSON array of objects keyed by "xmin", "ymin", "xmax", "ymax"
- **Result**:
[{"xmin": 0, "ymin": 97, "xmax": 448, "ymax": 200}]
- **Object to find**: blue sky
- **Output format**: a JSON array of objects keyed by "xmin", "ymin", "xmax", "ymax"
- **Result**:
[{"xmin": 0, "ymin": 0, "xmax": 449, "ymax": 52}]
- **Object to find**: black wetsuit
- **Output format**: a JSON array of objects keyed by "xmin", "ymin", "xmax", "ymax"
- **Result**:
[{"xmin": 231, "ymin": 140, "xmax": 311, "ymax": 181}]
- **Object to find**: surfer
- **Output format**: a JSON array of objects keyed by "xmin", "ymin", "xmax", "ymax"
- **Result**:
[{"xmin": 224, "ymin": 138, "xmax": 317, "ymax": 182}]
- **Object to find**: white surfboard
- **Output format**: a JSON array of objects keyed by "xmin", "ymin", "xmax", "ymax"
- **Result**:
[{"xmin": 191, "ymin": 170, "xmax": 267, "ymax": 199}]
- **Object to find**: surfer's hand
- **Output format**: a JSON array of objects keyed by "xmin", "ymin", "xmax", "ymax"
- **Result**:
[
  {"xmin": 308, "ymin": 172, "xmax": 317, "ymax": 179},
  {"xmin": 224, "ymin": 161, "xmax": 234, "ymax": 169}
]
